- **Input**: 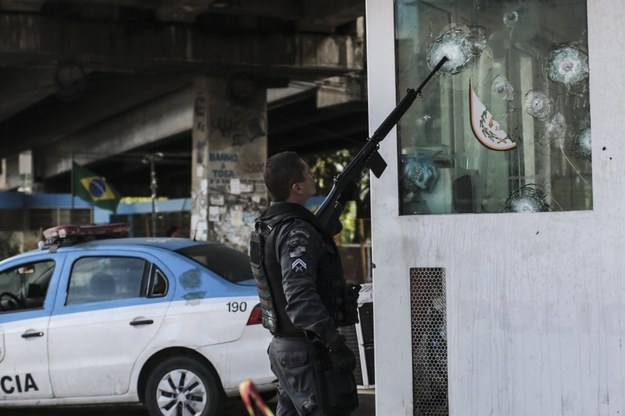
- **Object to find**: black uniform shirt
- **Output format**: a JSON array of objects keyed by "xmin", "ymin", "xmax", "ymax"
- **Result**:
[{"xmin": 273, "ymin": 212, "xmax": 342, "ymax": 347}]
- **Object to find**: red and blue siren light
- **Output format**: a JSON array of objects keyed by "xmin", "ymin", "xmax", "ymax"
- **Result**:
[{"xmin": 42, "ymin": 223, "xmax": 130, "ymax": 248}]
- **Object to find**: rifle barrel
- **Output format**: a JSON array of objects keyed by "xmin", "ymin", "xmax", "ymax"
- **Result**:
[
  {"xmin": 314, "ymin": 56, "xmax": 449, "ymax": 233},
  {"xmin": 415, "ymin": 56, "xmax": 449, "ymax": 93},
  {"xmin": 371, "ymin": 56, "xmax": 449, "ymax": 143}
]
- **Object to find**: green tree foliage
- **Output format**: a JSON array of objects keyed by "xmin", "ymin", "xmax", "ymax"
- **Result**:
[{"xmin": 303, "ymin": 148, "xmax": 371, "ymax": 244}]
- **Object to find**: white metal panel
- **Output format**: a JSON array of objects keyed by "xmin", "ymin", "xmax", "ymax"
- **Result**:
[
  {"xmin": 365, "ymin": 0, "xmax": 408, "ymax": 414},
  {"xmin": 48, "ymin": 303, "xmax": 167, "ymax": 398},
  {"xmin": 366, "ymin": 0, "xmax": 625, "ymax": 415},
  {"xmin": 0, "ymin": 317, "xmax": 52, "ymax": 400},
  {"xmin": 158, "ymin": 296, "xmax": 259, "ymax": 346}
]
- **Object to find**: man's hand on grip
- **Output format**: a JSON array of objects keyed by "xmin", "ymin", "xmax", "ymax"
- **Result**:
[{"xmin": 327, "ymin": 336, "xmax": 356, "ymax": 371}]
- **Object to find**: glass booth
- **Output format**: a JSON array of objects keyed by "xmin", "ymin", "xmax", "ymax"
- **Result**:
[{"xmin": 395, "ymin": 0, "xmax": 591, "ymax": 215}]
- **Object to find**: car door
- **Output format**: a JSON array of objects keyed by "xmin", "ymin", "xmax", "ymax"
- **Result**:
[
  {"xmin": 47, "ymin": 251, "xmax": 171, "ymax": 398},
  {"xmin": 0, "ymin": 256, "xmax": 62, "ymax": 401}
]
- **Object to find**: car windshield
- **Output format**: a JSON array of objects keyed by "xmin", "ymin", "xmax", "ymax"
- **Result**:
[{"xmin": 175, "ymin": 244, "xmax": 253, "ymax": 284}]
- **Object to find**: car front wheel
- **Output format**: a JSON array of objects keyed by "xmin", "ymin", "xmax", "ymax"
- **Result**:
[{"xmin": 144, "ymin": 356, "xmax": 225, "ymax": 416}]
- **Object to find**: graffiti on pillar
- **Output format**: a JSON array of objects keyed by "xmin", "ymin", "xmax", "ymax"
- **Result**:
[
  {"xmin": 194, "ymin": 94, "xmax": 207, "ymax": 133},
  {"xmin": 195, "ymin": 140, "xmax": 207, "ymax": 168},
  {"xmin": 193, "ymin": 91, "xmax": 209, "ymax": 170},
  {"xmin": 209, "ymin": 153, "xmax": 238, "ymax": 179},
  {"xmin": 206, "ymin": 92, "xmax": 267, "ymax": 179},
  {"xmin": 203, "ymin": 85, "xmax": 268, "ymax": 252},
  {"xmin": 210, "ymin": 110, "xmax": 267, "ymax": 146}
]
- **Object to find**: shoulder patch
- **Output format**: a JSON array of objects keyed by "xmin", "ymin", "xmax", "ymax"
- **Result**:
[
  {"xmin": 286, "ymin": 226, "xmax": 312, "ymax": 249},
  {"xmin": 289, "ymin": 245, "xmax": 307, "ymax": 258},
  {"xmin": 287, "ymin": 228, "xmax": 311, "ymax": 239},
  {"xmin": 291, "ymin": 258, "xmax": 308, "ymax": 272}
]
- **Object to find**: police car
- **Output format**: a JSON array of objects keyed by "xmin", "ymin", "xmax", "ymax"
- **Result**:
[{"xmin": 0, "ymin": 224, "xmax": 275, "ymax": 416}]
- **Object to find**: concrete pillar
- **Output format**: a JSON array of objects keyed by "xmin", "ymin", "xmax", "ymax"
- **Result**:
[
  {"xmin": 191, "ymin": 76, "xmax": 268, "ymax": 252},
  {"xmin": 0, "ymin": 158, "xmax": 8, "ymax": 190},
  {"xmin": 18, "ymin": 150, "xmax": 33, "ymax": 193}
]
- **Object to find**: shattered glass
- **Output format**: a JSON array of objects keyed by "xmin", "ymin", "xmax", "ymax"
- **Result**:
[
  {"xmin": 415, "ymin": 114, "xmax": 433, "ymax": 129},
  {"xmin": 543, "ymin": 112, "xmax": 567, "ymax": 141},
  {"xmin": 396, "ymin": 0, "xmax": 591, "ymax": 215},
  {"xmin": 503, "ymin": 185, "xmax": 550, "ymax": 213},
  {"xmin": 503, "ymin": 10, "xmax": 519, "ymax": 30},
  {"xmin": 573, "ymin": 127, "xmax": 592, "ymax": 160},
  {"xmin": 524, "ymin": 90, "xmax": 554, "ymax": 120},
  {"xmin": 426, "ymin": 27, "xmax": 487, "ymax": 74},
  {"xmin": 466, "ymin": 27, "xmax": 488, "ymax": 55},
  {"xmin": 547, "ymin": 45, "xmax": 589, "ymax": 87},
  {"xmin": 491, "ymin": 74, "xmax": 514, "ymax": 100}
]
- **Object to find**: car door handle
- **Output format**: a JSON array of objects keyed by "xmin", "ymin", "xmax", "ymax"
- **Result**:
[
  {"xmin": 129, "ymin": 318, "xmax": 154, "ymax": 326},
  {"xmin": 21, "ymin": 330, "xmax": 44, "ymax": 338}
]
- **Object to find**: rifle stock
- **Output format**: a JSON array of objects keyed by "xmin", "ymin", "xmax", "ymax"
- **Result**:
[{"xmin": 314, "ymin": 56, "xmax": 448, "ymax": 235}]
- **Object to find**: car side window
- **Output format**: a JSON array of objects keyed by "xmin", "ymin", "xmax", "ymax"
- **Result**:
[
  {"xmin": 66, "ymin": 256, "xmax": 148, "ymax": 305},
  {"xmin": 0, "ymin": 260, "xmax": 55, "ymax": 313},
  {"xmin": 146, "ymin": 264, "xmax": 168, "ymax": 298}
]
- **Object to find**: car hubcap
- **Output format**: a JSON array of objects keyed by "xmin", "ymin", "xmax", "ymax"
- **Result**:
[{"xmin": 156, "ymin": 369, "xmax": 207, "ymax": 416}]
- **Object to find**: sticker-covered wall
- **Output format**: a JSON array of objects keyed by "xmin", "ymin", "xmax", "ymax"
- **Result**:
[{"xmin": 191, "ymin": 77, "xmax": 267, "ymax": 252}]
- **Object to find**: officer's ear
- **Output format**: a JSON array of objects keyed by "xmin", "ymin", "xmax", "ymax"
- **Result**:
[{"xmin": 291, "ymin": 182, "xmax": 303, "ymax": 194}]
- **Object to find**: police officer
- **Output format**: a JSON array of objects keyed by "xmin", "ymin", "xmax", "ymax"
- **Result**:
[{"xmin": 250, "ymin": 151, "xmax": 360, "ymax": 416}]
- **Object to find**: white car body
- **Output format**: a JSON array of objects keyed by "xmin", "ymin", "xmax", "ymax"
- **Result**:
[{"xmin": 0, "ymin": 234, "xmax": 275, "ymax": 416}]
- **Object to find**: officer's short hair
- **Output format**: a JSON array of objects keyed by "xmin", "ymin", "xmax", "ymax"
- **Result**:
[{"xmin": 264, "ymin": 151, "xmax": 306, "ymax": 202}]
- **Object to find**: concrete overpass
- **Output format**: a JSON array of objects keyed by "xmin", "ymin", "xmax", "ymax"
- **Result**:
[{"xmin": 0, "ymin": 0, "xmax": 368, "ymax": 198}]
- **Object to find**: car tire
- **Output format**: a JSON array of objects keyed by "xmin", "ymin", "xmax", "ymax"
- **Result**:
[{"xmin": 144, "ymin": 356, "xmax": 225, "ymax": 416}]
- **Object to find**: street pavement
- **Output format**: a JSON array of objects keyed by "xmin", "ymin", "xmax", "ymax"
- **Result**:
[
  {"xmin": 353, "ymin": 388, "xmax": 376, "ymax": 415},
  {"xmin": 229, "ymin": 388, "xmax": 375, "ymax": 415},
  {"xmin": 1, "ymin": 389, "xmax": 375, "ymax": 415}
]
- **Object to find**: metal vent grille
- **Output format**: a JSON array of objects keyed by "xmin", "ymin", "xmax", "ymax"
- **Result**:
[{"xmin": 410, "ymin": 267, "xmax": 448, "ymax": 416}]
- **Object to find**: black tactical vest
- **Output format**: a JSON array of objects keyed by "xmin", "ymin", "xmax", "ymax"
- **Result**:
[{"xmin": 249, "ymin": 203, "xmax": 356, "ymax": 337}]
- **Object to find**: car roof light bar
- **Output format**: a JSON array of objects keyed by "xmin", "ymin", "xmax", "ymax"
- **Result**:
[{"xmin": 40, "ymin": 223, "xmax": 130, "ymax": 251}]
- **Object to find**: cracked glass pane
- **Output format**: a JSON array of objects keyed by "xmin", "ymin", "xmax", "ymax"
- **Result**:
[
  {"xmin": 503, "ymin": 11, "xmax": 519, "ymax": 30},
  {"xmin": 547, "ymin": 45, "xmax": 589, "ymax": 88},
  {"xmin": 573, "ymin": 127, "xmax": 592, "ymax": 161},
  {"xmin": 426, "ymin": 27, "xmax": 487, "ymax": 75},
  {"xmin": 503, "ymin": 184, "xmax": 550, "ymax": 213},
  {"xmin": 543, "ymin": 113, "xmax": 567, "ymax": 139},
  {"xmin": 395, "ymin": 0, "xmax": 591, "ymax": 216},
  {"xmin": 491, "ymin": 74, "xmax": 514, "ymax": 101},
  {"xmin": 525, "ymin": 90, "xmax": 554, "ymax": 120}
]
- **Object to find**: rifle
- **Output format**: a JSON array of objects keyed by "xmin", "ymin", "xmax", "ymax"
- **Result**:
[{"xmin": 314, "ymin": 56, "xmax": 449, "ymax": 235}]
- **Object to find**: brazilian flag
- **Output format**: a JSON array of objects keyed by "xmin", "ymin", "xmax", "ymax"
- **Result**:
[{"xmin": 72, "ymin": 162, "xmax": 121, "ymax": 213}]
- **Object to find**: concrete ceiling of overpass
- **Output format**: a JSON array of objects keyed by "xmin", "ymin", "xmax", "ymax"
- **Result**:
[{"xmin": 0, "ymin": 0, "xmax": 368, "ymax": 198}]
